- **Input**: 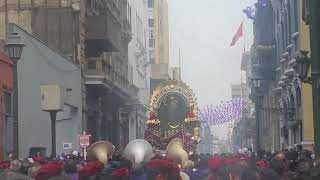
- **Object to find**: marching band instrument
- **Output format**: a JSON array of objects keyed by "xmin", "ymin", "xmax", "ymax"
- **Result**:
[
  {"xmin": 123, "ymin": 139, "xmax": 154, "ymax": 170},
  {"xmin": 166, "ymin": 138, "xmax": 188, "ymax": 164},
  {"xmin": 87, "ymin": 141, "xmax": 113, "ymax": 165}
]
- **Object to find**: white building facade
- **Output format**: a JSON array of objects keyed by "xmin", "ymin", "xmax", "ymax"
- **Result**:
[{"xmin": 127, "ymin": 0, "xmax": 150, "ymax": 140}]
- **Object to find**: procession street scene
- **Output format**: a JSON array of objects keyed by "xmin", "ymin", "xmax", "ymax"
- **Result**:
[{"xmin": 1, "ymin": 0, "xmax": 320, "ymax": 180}]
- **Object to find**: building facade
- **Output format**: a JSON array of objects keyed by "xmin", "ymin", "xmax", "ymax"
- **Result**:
[
  {"xmin": 0, "ymin": 51, "xmax": 13, "ymax": 161},
  {"xmin": 198, "ymin": 125, "xmax": 213, "ymax": 154},
  {"xmin": 84, "ymin": 0, "xmax": 139, "ymax": 150},
  {"xmin": 230, "ymin": 80, "xmax": 255, "ymax": 152},
  {"xmin": 231, "ymin": 83, "xmax": 249, "ymax": 99},
  {"xmin": 247, "ymin": 0, "xmax": 313, "ymax": 151},
  {"xmin": 147, "ymin": 0, "xmax": 171, "ymax": 92},
  {"xmin": 298, "ymin": 0, "xmax": 314, "ymax": 149},
  {"xmin": 7, "ymin": 24, "xmax": 82, "ymax": 157},
  {"xmin": 127, "ymin": 0, "xmax": 149, "ymax": 140},
  {"xmin": 1, "ymin": 0, "xmax": 139, "ymax": 152}
]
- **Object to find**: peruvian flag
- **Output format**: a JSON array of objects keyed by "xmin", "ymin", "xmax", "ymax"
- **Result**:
[{"xmin": 230, "ymin": 21, "xmax": 244, "ymax": 46}]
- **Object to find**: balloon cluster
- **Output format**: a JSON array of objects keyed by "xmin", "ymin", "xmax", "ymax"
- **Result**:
[{"xmin": 199, "ymin": 98, "xmax": 247, "ymax": 125}]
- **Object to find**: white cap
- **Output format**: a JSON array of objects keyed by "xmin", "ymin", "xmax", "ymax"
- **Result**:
[
  {"xmin": 27, "ymin": 158, "xmax": 34, "ymax": 163},
  {"xmin": 72, "ymin": 151, "xmax": 79, "ymax": 156}
]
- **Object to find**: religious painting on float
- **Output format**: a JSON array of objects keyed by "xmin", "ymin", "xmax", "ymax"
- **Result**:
[{"xmin": 145, "ymin": 80, "xmax": 201, "ymax": 151}]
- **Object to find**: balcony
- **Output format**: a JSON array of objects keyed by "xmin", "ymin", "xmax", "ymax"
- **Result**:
[
  {"xmin": 85, "ymin": 54, "xmax": 139, "ymax": 98},
  {"xmin": 86, "ymin": 13, "xmax": 121, "ymax": 51}
]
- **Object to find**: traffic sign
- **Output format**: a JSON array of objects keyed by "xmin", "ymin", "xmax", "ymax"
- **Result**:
[
  {"xmin": 80, "ymin": 134, "xmax": 90, "ymax": 148},
  {"xmin": 63, "ymin": 143, "xmax": 72, "ymax": 150}
]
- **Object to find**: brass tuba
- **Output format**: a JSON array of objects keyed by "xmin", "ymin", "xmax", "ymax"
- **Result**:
[
  {"xmin": 166, "ymin": 138, "xmax": 188, "ymax": 164},
  {"xmin": 123, "ymin": 139, "xmax": 154, "ymax": 170},
  {"xmin": 87, "ymin": 141, "xmax": 113, "ymax": 165}
]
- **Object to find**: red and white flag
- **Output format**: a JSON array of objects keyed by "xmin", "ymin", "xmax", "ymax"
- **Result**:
[{"xmin": 230, "ymin": 21, "xmax": 244, "ymax": 46}]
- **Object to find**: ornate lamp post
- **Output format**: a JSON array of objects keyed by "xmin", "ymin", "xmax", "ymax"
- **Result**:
[{"xmin": 5, "ymin": 32, "xmax": 25, "ymax": 158}]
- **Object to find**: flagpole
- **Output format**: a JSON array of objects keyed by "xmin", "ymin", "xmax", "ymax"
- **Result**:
[{"xmin": 179, "ymin": 48, "xmax": 182, "ymax": 80}]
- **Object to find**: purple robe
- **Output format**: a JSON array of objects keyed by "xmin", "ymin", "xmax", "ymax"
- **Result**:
[
  {"xmin": 130, "ymin": 175, "xmax": 147, "ymax": 180},
  {"xmin": 66, "ymin": 173, "xmax": 79, "ymax": 180}
]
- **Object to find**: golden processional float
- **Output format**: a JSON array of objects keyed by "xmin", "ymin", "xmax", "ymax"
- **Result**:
[{"xmin": 145, "ymin": 80, "xmax": 201, "ymax": 153}]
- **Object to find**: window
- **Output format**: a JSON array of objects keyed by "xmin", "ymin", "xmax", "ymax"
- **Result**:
[
  {"xmin": 4, "ymin": 90, "xmax": 12, "ymax": 115},
  {"xmin": 149, "ymin": 39, "xmax": 155, "ymax": 48},
  {"xmin": 149, "ymin": 50, "xmax": 155, "ymax": 64},
  {"xmin": 129, "ymin": 65, "xmax": 133, "ymax": 84},
  {"xmin": 87, "ymin": 60, "xmax": 96, "ymax": 70},
  {"xmin": 148, "ymin": 0, "xmax": 154, "ymax": 8},
  {"xmin": 149, "ymin": 29, "xmax": 154, "ymax": 39},
  {"xmin": 88, "ymin": 0, "xmax": 99, "ymax": 15},
  {"xmin": 148, "ymin": 19, "xmax": 154, "ymax": 27}
]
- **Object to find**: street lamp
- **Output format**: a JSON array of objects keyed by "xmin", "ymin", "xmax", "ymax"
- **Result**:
[
  {"xmin": 5, "ymin": 38, "xmax": 25, "ymax": 62},
  {"xmin": 295, "ymin": 51, "xmax": 311, "ymax": 84},
  {"xmin": 5, "ymin": 32, "xmax": 25, "ymax": 158}
]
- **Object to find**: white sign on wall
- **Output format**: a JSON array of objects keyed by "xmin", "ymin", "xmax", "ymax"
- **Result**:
[{"xmin": 63, "ymin": 143, "xmax": 72, "ymax": 150}]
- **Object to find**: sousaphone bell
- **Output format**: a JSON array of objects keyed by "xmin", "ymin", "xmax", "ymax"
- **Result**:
[
  {"xmin": 87, "ymin": 141, "xmax": 113, "ymax": 165},
  {"xmin": 166, "ymin": 138, "xmax": 188, "ymax": 164},
  {"xmin": 123, "ymin": 139, "xmax": 154, "ymax": 170}
]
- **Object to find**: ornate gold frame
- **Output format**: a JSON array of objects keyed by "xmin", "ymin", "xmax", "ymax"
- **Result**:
[{"xmin": 149, "ymin": 80, "xmax": 199, "ymax": 120}]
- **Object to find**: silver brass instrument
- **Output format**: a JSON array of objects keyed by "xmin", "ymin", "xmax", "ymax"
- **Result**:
[{"xmin": 123, "ymin": 139, "xmax": 154, "ymax": 170}]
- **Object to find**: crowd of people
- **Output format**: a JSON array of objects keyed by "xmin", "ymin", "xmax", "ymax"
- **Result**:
[{"xmin": 0, "ymin": 144, "xmax": 319, "ymax": 180}]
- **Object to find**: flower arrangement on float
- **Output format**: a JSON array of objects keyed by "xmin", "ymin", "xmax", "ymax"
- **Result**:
[
  {"xmin": 147, "ymin": 112, "xmax": 160, "ymax": 129},
  {"xmin": 184, "ymin": 111, "xmax": 201, "ymax": 127}
]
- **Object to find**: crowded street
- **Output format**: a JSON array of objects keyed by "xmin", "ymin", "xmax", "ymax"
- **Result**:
[{"xmin": 0, "ymin": 0, "xmax": 320, "ymax": 179}]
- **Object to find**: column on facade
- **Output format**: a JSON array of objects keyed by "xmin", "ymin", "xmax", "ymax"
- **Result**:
[
  {"xmin": 288, "ymin": 129, "xmax": 293, "ymax": 148},
  {"xmin": 96, "ymin": 97, "xmax": 103, "ymax": 141}
]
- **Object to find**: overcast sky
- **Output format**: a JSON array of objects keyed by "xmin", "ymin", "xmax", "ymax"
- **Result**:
[{"xmin": 168, "ymin": 0, "xmax": 255, "ymax": 139}]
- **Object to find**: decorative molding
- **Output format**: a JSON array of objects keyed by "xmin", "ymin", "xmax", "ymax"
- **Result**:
[
  {"xmin": 278, "ymin": 80, "xmax": 285, "ymax": 86},
  {"xmin": 281, "ymin": 75, "xmax": 288, "ymax": 81},
  {"xmin": 286, "ymin": 44, "xmax": 293, "ymax": 51},
  {"xmin": 273, "ymin": 87, "xmax": 283, "ymax": 93},
  {"xmin": 282, "ymin": 52, "xmax": 289, "ymax": 58},
  {"xmin": 288, "ymin": 58, "xmax": 297, "ymax": 67},
  {"xmin": 291, "ymin": 32, "xmax": 299, "ymax": 40},
  {"xmin": 284, "ymin": 68, "xmax": 295, "ymax": 76},
  {"xmin": 280, "ymin": 58, "xmax": 286, "ymax": 63}
]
